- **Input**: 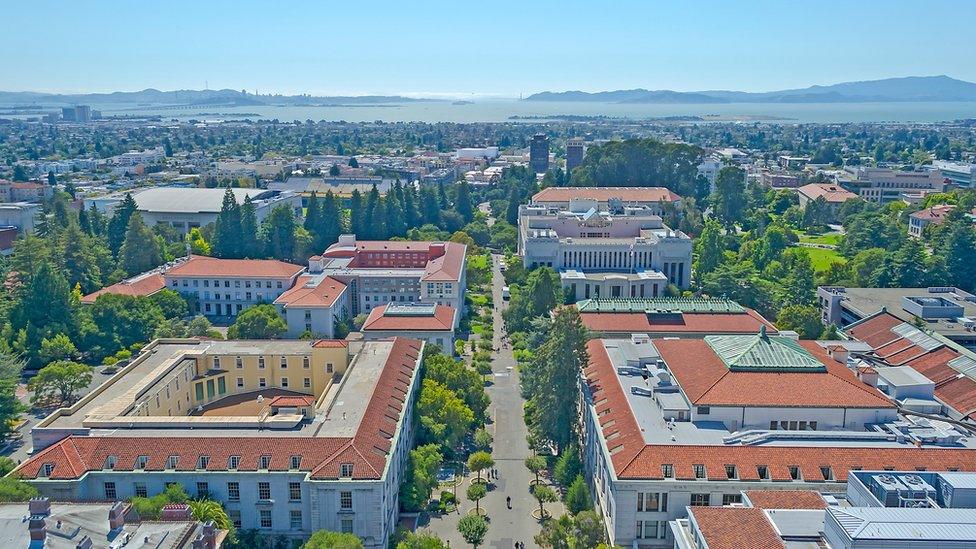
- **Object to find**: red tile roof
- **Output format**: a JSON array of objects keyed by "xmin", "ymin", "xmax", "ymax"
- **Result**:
[
  {"xmin": 616, "ymin": 444, "xmax": 976, "ymax": 481},
  {"xmin": 579, "ymin": 308, "xmax": 775, "ymax": 335},
  {"xmin": 274, "ymin": 275, "xmax": 347, "ymax": 308},
  {"xmin": 797, "ymin": 183, "xmax": 858, "ymax": 203},
  {"xmin": 166, "ymin": 255, "xmax": 304, "ymax": 279},
  {"xmin": 80, "ymin": 273, "xmax": 166, "ymax": 304},
  {"xmin": 910, "ymin": 205, "xmax": 955, "ymax": 222},
  {"xmin": 312, "ymin": 339, "xmax": 349, "ymax": 348},
  {"xmin": 532, "ymin": 186, "xmax": 681, "ymax": 204},
  {"xmin": 653, "ymin": 339, "xmax": 894, "ymax": 408},
  {"xmin": 362, "ymin": 304, "xmax": 456, "ymax": 332},
  {"xmin": 689, "ymin": 507, "xmax": 786, "ymax": 549},
  {"xmin": 322, "ymin": 240, "xmax": 466, "ymax": 282},
  {"xmin": 744, "ymin": 490, "xmax": 827, "ymax": 510},
  {"xmin": 583, "ymin": 337, "xmax": 976, "ymax": 481},
  {"xmin": 269, "ymin": 395, "xmax": 316, "ymax": 408},
  {"xmin": 846, "ymin": 312, "xmax": 976, "ymax": 420},
  {"xmin": 18, "ymin": 338, "xmax": 424, "ymax": 481}
]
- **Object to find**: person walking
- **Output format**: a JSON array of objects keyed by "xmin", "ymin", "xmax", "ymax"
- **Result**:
[{"xmin": 506, "ymin": 495, "xmax": 512, "ymax": 509}]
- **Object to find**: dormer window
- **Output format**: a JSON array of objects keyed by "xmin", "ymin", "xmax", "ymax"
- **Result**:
[
  {"xmin": 340, "ymin": 463, "xmax": 354, "ymax": 478},
  {"xmin": 820, "ymin": 466, "xmax": 834, "ymax": 481},
  {"xmin": 693, "ymin": 464, "xmax": 706, "ymax": 479},
  {"xmin": 259, "ymin": 455, "xmax": 271, "ymax": 469},
  {"xmin": 197, "ymin": 455, "xmax": 210, "ymax": 470},
  {"xmin": 105, "ymin": 455, "xmax": 117, "ymax": 470},
  {"xmin": 228, "ymin": 455, "xmax": 240, "ymax": 470},
  {"xmin": 290, "ymin": 456, "xmax": 302, "ymax": 470},
  {"xmin": 662, "ymin": 464, "xmax": 674, "ymax": 478},
  {"xmin": 789, "ymin": 466, "xmax": 801, "ymax": 480},
  {"xmin": 757, "ymin": 465, "xmax": 770, "ymax": 480},
  {"xmin": 135, "ymin": 455, "xmax": 148, "ymax": 469},
  {"xmin": 725, "ymin": 465, "xmax": 737, "ymax": 480},
  {"xmin": 40, "ymin": 463, "xmax": 54, "ymax": 477},
  {"xmin": 166, "ymin": 455, "xmax": 179, "ymax": 469},
  {"xmin": 212, "ymin": 357, "xmax": 220, "ymax": 369},
  {"xmin": 280, "ymin": 357, "xmax": 288, "ymax": 368}
]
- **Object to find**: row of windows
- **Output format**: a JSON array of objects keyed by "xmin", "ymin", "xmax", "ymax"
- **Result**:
[
  {"xmin": 104, "ymin": 481, "xmax": 352, "ymax": 510},
  {"xmin": 99, "ymin": 453, "xmax": 352, "ymax": 472},
  {"xmin": 199, "ymin": 291, "xmax": 267, "ymax": 301},
  {"xmin": 667, "ymin": 463, "xmax": 837, "ymax": 482},
  {"xmin": 636, "ymin": 492, "xmax": 668, "ymax": 512},
  {"xmin": 235, "ymin": 376, "xmax": 312, "ymax": 390},
  {"xmin": 635, "ymin": 520, "xmax": 668, "ymax": 540},
  {"xmin": 214, "ymin": 356, "xmax": 317, "ymax": 370},
  {"xmin": 173, "ymin": 278, "xmax": 285, "ymax": 289}
]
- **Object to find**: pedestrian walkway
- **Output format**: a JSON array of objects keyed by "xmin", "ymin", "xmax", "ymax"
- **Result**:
[{"xmin": 420, "ymin": 252, "xmax": 563, "ymax": 548}]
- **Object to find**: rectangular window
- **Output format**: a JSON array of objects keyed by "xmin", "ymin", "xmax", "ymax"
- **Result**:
[
  {"xmin": 135, "ymin": 455, "xmax": 148, "ymax": 469},
  {"xmin": 326, "ymin": 363, "xmax": 334, "ymax": 373},
  {"xmin": 197, "ymin": 455, "xmax": 209, "ymax": 470},
  {"xmin": 258, "ymin": 482, "xmax": 271, "ymax": 500},
  {"xmin": 229, "ymin": 510, "xmax": 241, "ymax": 529},
  {"xmin": 693, "ymin": 464, "xmax": 706, "ymax": 479},
  {"xmin": 304, "ymin": 377, "xmax": 311, "ymax": 389},
  {"xmin": 789, "ymin": 466, "xmax": 801, "ymax": 480},
  {"xmin": 213, "ymin": 357, "xmax": 220, "ymax": 369},
  {"xmin": 723, "ymin": 493, "xmax": 742, "ymax": 505},
  {"xmin": 281, "ymin": 377, "xmax": 289, "ymax": 388},
  {"xmin": 217, "ymin": 377, "xmax": 226, "ymax": 395},
  {"xmin": 290, "ymin": 456, "xmax": 302, "ymax": 469},
  {"xmin": 260, "ymin": 509, "xmax": 272, "ymax": 529},
  {"xmin": 645, "ymin": 492, "xmax": 659, "ymax": 512},
  {"xmin": 341, "ymin": 519, "xmax": 353, "ymax": 534},
  {"xmin": 644, "ymin": 521, "xmax": 658, "ymax": 539},
  {"xmin": 821, "ymin": 466, "xmax": 834, "ymax": 481},
  {"xmin": 662, "ymin": 464, "xmax": 673, "ymax": 478},
  {"xmin": 636, "ymin": 520, "xmax": 643, "ymax": 539},
  {"xmin": 757, "ymin": 465, "xmax": 770, "ymax": 480},
  {"xmin": 228, "ymin": 455, "xmax": 240, "ymax": 470},
  {"xmin": 303, "ymin": 356, "xmax": 310, "ymax": 369},
  {"xmin": 134, "ymin": 482, "xmax": 147, "ymax": 498},
  {"xmin": 195, "ymin": 383, "xmax": 204, "ymax": 401},
  {"xmin": 196, "ymin": 482, "xmax": 209, "ymax": 498},
  {"xmin": 289, "ymin": 482, "xmax": 301, "ymax": 501},
  {"xmin": 661, "ymin": 493, "xmax": 668, "ymax": 512},
  {"xmin": 166, "ymin": 455, "xmax": 179, "ymax": 469},
  {"xmin": 259, "ymin": 455, "xmax": 271, "ymax": 469},
  {"xmin": 258, "ymin": 356, "xmax": 265, "ymax": 369},
  {"xmin": 237, "ymin": 377, "xmax": 244, "ymax": 388},
  {"xmin": 725, "ymin": 465, "xmax": 737, "ymax": 480},
  {"xmin": 236, "ymin": 356, "xmax": 243, "ymax": 369},
  {"xmin": 104, "ymin": 482, "xmax": 117, "ymax": 499},
  {"xmin": 690, "ymin": 493, "xmax": 710, "ymax": 506},
  {"xmin": 227, "ymin": 482, "xmax": 240, "ymax": 502},
  {"xmin": 206, "ymin": 379, "xmax": 215, "ymax": 398},
  {"xmin": 636, "ymin": 492, "xmax": 643, "ymax": 512},
  {"xmin": 290, "ymin": 509, "xmax": 302, "ymax": 530},
  {"xmin": 697, "ymin": 406, "xmax": 710, "ymax": 415},
  {"xmin": 340, "ymin": 491, "xmax": 353, "ymax": 510},
  {"xmin": 340, "ymin": 463, "xmax": 354, "ymax": 477},
  {"xmin": 280, "ymin": 357, "xmax": 288, "ymax": 368},
  {"xmin": 259, "ymin": 377, "xmax": 267, "ymax": 388}
]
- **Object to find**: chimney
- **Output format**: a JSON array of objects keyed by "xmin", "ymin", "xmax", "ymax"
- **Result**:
[
  {"xmin": 108, "ymin": 502, "xmax": 126, "ymax": 531},
  {"xmin": 28, "ymin": 497, "xmax": 50, "ymax": 517},
  {"xmin": 829, "ymin": 345, "xmax": 850, "ymax": 364},
  {"xmin": 76, "ymin": 535, "xmax": 94, "ymax": 549},
  {"xmin": 28, "ymin": 516, "xmax": 46, "ymax": 542},
  {"xmin": 161, "ymin": 503, "xmax": 193, "ymax": 521},
  {"xmin": 192, "ymin": 521, "xmax": 218, "ymax": 549}
]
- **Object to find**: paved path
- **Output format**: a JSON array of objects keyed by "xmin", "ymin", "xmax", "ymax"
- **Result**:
[{"xmin": 421, "ymin": 253, "xmax": 562, "ymax": 548}]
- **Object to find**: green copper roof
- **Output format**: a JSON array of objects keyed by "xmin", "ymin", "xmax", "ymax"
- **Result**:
[
  {"xmin": 704, "ymin": 328, "xmax": 826, "ymax": 372},
  {"xmin": 575, "ymin": 298, "xmax": 745, "ymax": 314}
]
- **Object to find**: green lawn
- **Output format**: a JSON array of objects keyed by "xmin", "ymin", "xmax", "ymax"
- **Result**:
[
  {"xmin": 798, "ymin": 232, "xmax": 843, "ymax": 246},
  {"xmin": 799, "ymin": 246, "xmax": 847, "ymax": 272}
]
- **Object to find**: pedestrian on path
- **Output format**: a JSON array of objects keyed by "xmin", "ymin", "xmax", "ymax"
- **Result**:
[{"xmin": 506, "ymin": 495, "xmax": 512, "ymax": 509}]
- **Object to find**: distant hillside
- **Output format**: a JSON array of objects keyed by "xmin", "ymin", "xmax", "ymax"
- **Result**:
[
  {"xmin": 526, "ymin": 76, "xmax": 976, "ymax": 103},
  {"xmin": 0, "ymin": 88, "xmax": 434, "ymax": 107}
]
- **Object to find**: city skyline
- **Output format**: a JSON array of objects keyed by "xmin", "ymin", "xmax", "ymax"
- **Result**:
[{"xmin": 4, "ymin": 0, "xmax": 975, "ymax": 97}]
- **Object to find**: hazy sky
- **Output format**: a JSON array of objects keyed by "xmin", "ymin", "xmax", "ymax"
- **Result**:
[{"xmin": 4, "ymin": 0, "xmax": 975, "ymax": 97}]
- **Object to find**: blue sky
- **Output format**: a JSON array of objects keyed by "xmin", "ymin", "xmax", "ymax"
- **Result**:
[{"xmin": 4, "ymin": 0, "xmax": 975, "ymax": 97}]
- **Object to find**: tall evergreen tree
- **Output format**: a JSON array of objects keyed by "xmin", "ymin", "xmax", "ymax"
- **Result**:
[
  {"xmin": 505, "ymin": 186, "xmax": 520, "ymax": 226},
  {"xmin": 86, "ymin": 203, "xmax": 106, "ymax": 236},
  {"xmin": 402, "ymin": 183, "xmax": 419, "ymax": 229},
  {"xmin": 119, "ymin": 213, "xmax": 163, "ymax": 276},
  {"xmin": 385, "ymin": 190, "xmax": 405, "ymax": 237},
  {"xmin": 13, "ymin": 262, "xmax": 72, "ymax": 365},
  {"xmin": 421, "ymin": 187, "xmax": 441, "ymax": 226},
  {"xmin": 239, "ymin": 195, "xmax": 261, "ymax": 258},
  {"xmin": 319, "ymin": 191, "xmax": 344, "ymax": 250},
  {"xmin": 348, "ymin": 189, "xmax": 364, "ymax": 237},
  {"xmin": 261, "ymin": 205, "xmax": 297, "ymax": 261},
  {"xmin": 940, "ymin": 222, "xmax": 976, "ymax": 292},
  {"xmin": 363, "ymin": 185, "xmax": 382, "ymax": 239},
  {"xmin": 106, "ymin": 193, "xmax": 138, "ymax": 254},
  {"xmin": 303, "ymin": 191, "xmax": 321, "ymax": 234},
  {"xmin": 61, "ymin": 220, "xmax": 102, "ymax": 293},
  {"xmin": 437, "ymin": 181, "xmax": 449, "ymax": 210},
  {"xmin": 211, "ymin": 188, "xmax": 242, "ymax": 258},
  {"xmin": 530, "ymin": 307, "xmax": 588, "ymax": 452},
  {"xmin": 455, "ymin": 180, "xmax": 474, "ymax": 223}
]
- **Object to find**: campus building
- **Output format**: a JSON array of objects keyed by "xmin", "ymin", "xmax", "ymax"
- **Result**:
[
  {"xmin": 89, "ymin": 187, "xmax": 303, "ymax": 235},
  {"xmin": 362, "ymin": 303, "xmax": 458, "ymax": 350},
  {"xmin": 530, "ymin": 133, "xmax": 550, "ymax": 174},
  {"xmin": 796, "ymin": 183, "xmax": 858, "ymax": 222},
  {"xmin": 581, "ymin": 331, "xmax": 976, "ymax": 548},
  {"xmin": 672, "ymin": 471, "xmax": 976, "ymax": 549},
  {"xmin": 16, "ymin": 337, "xmax": 424, "ymax": 548},
  {"xmin": 575, "ymin": 298, "xmax": 776, "ymax": 339},
  {"xmin": 840, "ymin": 167, "xmax": 947, "ymax": 203},
  {"xmin": 817, "ymin": 286, "xmax": 976, "ymax": 350},
  {"xmin": 518, "ymin": 189, "xmax": 692, "ymax": 296},
  {"xmin": 309, "ymin": 235, "xmax": 467, "ymax": 316}
]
